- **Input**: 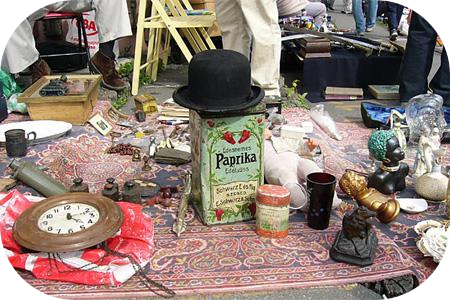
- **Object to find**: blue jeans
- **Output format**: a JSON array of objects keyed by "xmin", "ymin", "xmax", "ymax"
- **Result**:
[
  {"xmin": 352, "ymin": 0, "xmax": 378, "ymax": 33},
  {"xmin": 385, "ymin": 2, "xmax": 404, "ymax": 32}
]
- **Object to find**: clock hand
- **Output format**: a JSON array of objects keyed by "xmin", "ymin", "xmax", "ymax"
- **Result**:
[
  {"xmin": 66, "ymin": 213, "xmax": 83, "ymax": 223},
  {"xmin": 69, "ymin": 210, "xmax": 94, "ymax": 217}
]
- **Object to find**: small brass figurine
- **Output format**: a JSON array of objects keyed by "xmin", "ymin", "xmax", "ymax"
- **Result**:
[
  {"xmin": 340, "ymin": 170, "xmax": 400, "ymax": 223},
  {"xmin": 142, "ymin": 155, "xmax": 152, "ymax": 171},
  {"xmin": 132, "ymin": 148, "xmax": 141, "ymax": 162}
]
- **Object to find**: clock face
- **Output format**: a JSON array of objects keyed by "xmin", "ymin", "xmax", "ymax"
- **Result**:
[
  {"xmin": 37, "ymin": 203, "xmax": 100, "ymax": 234},
  {"xmin": 14, "ymin": 193, "xmax": 123, "ymax": 252}
]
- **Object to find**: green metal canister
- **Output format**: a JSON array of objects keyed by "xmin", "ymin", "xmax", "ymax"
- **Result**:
[
  {"xmin": 190, "ymin": 105, "xmax": 265, "ymax": 225},
  {"xmin": 9, "ymin": 159, "xmax": 68, "ymax": 197}
]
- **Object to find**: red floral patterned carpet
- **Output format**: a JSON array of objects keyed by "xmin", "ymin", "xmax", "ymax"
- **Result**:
[{"xmin": 1, "ymin": 103, "xmax": 449, "ymax": 299}]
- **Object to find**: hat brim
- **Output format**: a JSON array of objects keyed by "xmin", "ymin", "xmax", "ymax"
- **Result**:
[{"xmin": 172, "ymin": 85, "xmax": 264, "ymax": 113}]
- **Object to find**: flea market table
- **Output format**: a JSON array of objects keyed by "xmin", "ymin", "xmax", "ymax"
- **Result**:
[
  {"xmin": 282, "ymin": 47, "xmax": 403, "ymax": 103},
  {"xmin": 0, "ymin": 101, "xmax": 447, "ymax": 299}
]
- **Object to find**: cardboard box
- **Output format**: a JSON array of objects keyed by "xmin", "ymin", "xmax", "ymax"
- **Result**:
[
  {"xmin": 135, "ymin": 94, "xmax": 158, "ymax": 114},
  {"xmin": 18, "ymin": 75, "xmax": 102, "ymax": 125},
  {"xmin": 189, "ymin": 0, "xmax": 215, "ymax": 4},
  {"xmin": 191, "ymin": 2, "xmax": 216, "ymax": 11},
  {"xmin": 189, "ymin": 0, "xmax": 221, "ymax": 37}
]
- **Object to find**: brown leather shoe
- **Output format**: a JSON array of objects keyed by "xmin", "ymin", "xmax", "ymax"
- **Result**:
[
  {"xmin": 29, "ymin": 58, "xmax": 51, "ymax": 83},
  {"xmin": 89, "ymin": 51, "xmax": 128, "ymax": 91}
]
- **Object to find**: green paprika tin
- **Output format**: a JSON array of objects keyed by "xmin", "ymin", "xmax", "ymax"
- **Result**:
[{"xmin": 190, "ymin": 105, "xmax": 265, "ymax": 225}]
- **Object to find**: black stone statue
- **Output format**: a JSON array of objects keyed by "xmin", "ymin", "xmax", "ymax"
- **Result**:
[{"xmin": 330, "ymin": 206, "xmax": 378, "ymax": 266}]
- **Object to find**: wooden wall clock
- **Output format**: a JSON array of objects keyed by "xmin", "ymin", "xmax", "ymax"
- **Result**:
[{"xmin": 13, "ymin": 193, "xmax": 123, "ymax": 253}]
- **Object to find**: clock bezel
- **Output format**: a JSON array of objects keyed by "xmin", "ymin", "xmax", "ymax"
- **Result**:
[{"xmin": 13, "ymin": 193, "xmax": 123, "ymax": 253}]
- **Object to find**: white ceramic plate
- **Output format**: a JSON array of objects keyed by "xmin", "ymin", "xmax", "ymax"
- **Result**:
[
  {"xmin": 397, "ymin": 198, "xmax": 428, "ymax": 214},
  {"xmin": 0, "ymin": 120, "xmax": 72, "ymax": 145}
]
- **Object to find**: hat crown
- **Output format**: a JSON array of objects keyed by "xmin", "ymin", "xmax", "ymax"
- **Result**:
[
  {"xmin": 173, "ymin": 49, "xmax": 264, "ymax": 113},
  {"xmin": 188, "ymin": 50, "xmax": 252, "ymax": 107}
]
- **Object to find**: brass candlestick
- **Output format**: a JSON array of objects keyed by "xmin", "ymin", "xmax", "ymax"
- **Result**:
[
  {"xmin": 339, "ymin": 170, "xmax": 400, "ymax": 223},
  {"xmin": 172, "ymin": 171, "xmax": 192, "ymax": 237}
]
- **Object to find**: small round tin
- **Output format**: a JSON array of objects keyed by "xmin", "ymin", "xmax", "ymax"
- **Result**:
[{"xmin": 255, "ymin": 184, "xmax": 291, "ymax": 238}]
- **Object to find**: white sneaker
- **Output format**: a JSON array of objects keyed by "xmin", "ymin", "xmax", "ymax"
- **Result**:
[{"xmin": 390, "ymin": 30, "xmax": 398, "ymax": 41}]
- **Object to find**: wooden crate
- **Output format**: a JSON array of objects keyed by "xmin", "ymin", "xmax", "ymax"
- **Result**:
[
  {"xmin": 189, "ymin": 0, "xmax": 221, "ymax": 37},
  {"xmin": 18, "ymin": 75, "xmax": 102, "ymax": 125}
]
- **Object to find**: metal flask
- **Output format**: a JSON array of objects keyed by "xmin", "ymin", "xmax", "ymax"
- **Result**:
[{"xmin": 9, "ymin": 159, "xmax": 68, "ymax": 197}]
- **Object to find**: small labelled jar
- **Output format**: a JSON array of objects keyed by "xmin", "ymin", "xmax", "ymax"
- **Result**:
[
  {"xmin": 70, "ymin": 178, "xmax": 89, "ymax": 193},
  {"xmin": 255, "ymin": 184, "xmax": 291, "ymax": 238}
]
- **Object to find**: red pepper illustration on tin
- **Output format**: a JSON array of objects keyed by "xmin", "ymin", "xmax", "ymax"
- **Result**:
[
  {"xmin": 207, "ymin": 120, "xmax": 215, "ymax": 128},
  {"xmin": 257, "ymin": 117, "xmax": 263, "ymax": 124},
  {"xmin": 215, "ymin": 209, "xmax": 224, "ymax": 221},
  {"xmin": 249, "ymin": 203, "xmax": 256, "ymax": 216},
  {"xmin": 223, "ymin": 131, "xmax": 236, "ymax": 144},
  {"xmin": 238, "ymin": 130, "xmax": 251, "ymax": 144}
]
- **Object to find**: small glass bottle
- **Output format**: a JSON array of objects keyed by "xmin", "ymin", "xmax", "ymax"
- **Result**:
[
  {"xmin": 122, "ymin": 181, "xmax": 141, "ymax": 204},
  {"xmin": 70, "ymin": 178, "xmax": 89, "ymax": 193}
]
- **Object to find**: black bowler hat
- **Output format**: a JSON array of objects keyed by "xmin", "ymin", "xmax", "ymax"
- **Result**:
[{"xmin": 172, "ymin": 49, "xmax": 264, "ymax": 113}]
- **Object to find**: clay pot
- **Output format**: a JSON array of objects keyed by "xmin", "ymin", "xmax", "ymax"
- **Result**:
[{"xmin": 416, "ymin": 167, "xmax": 449, "ymax": 202}]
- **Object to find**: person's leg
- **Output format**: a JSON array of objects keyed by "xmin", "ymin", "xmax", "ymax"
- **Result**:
[
  {"xmin": 385, "ymin": 1, "xmax": 399, "ymax": 32},
  {"xmin": 92, "ymin": 0, "xmax": 132, "ymax": 45},
  {"xmin": 430, "ymin": 48, "xmax": 450, "ymax": 105},
  {"xmin": 1, "ymin": 20, "xmax": 40, "ymax": 74},
  {"xmin": 216, "ymin": 0, "xmax": 251, "ymax": 58},
  {"xmin": 0, "ymin": 0, "xmax": 67, "ymax": 77},
  {"xmin": 42, "ymin": 0, "xmax": 130, "ymax": 90},
  {"xmin": 305, "ymin": 2, "xmax": 327, "ymax": 26},
  {"xmin": 240, "ymin": 0, "xmax": 281, "ymax": 96},
  {"xmin": 342, "ymin": 0, "xmax": 352, "ymax": 14},
  {"xmin": 398, "ymin": 12, "xmax": 437, "ymax": 102},
  {"xmin": 365, "ymin": 0, "xmax": 379, "ymax": 30},
  {"xmin": 352, "ymin": 0, "xmax": 365, "ymax": 33},
  {"xmin": 396, "ymin": 4, "xmax": 405, "ymax": 28},
  {"xmin": 326, "ymin": 0, "xmax": 335, "ymax": 10}
]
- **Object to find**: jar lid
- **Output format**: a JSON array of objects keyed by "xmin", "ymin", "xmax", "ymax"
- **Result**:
[{"xmin": 257, "ymin": 184, "xmax": 290, "ymax": 206}]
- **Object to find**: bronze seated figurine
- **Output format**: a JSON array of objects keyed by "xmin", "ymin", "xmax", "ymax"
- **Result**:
[
  {"xmin": 330, "ymin": 206, "xmax": 378, "ymax": 266},
  {"xmin": 339, "ymin": 170, "xmax": 400, "ymax": 223},
  {"xmin": 367, "ymin": 130, "xmax": 409, "ymax": 195}
]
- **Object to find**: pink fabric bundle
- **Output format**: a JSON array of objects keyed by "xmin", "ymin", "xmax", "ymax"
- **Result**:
[{"xmin": 264, "ymin": 140, "xmax": 341, "ymax": 211}]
